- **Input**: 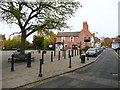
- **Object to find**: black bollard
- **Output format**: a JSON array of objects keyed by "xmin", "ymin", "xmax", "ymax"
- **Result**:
[
  {"xmin": 77, "ymin": 49, "xmax": 79, "ymax": 55},
  {"xmin": 81, "ymin": 54, "xmax": 85, "ymax": 63},
  {"xmin": 54, "ymin": 50, "xmax": 56, "ymax": 56},
  {"xmin": 38, "ymin": 50, "xmax": 41, "ymax": 53},
  {"xmin": 64, "ymin": 50, "xmax": 66, "ymax": 59},
  {"xmin": 117, "ymin": 50, "xmax": 119, "ymax": 55},
  {"xmin": 38, "ymin": 59, "xmax": 43, "ymax": 77},
  {"xmin": 11, "ymin": 54, "xmax": 14, "ymax": 71},
  {"xmin": 68, "ymin": 50, "xmax": 70, "ymax": 58},
  {"xmin": 62, "ymin": 50, "xmax": 64, "ymax": 57},
  {"xmin": 69, "ymin": 55, "xmax": 72, "ymax": 68},
  {"xmin": 75, "ymin": 50, "xmax": 76, "ymax": 56},
  {"xmin": 79, "ymin": 49, "xmax": 80, "ymax": 55},
  {"xmin": 58, "ymin": 51, "xmax": 60, "ymax": 60},
  {"xmin": 51, "ymin": 52, "xmax": 53, "ymax": 62},
  {"xmin": 71, "ymin": 49, "xmax": 73, "ymax": 57},
  {"xmin": 79, "ymin": 49, "xmax": 82, "ymax": 58},
  {"xmin": 87, "ymin": 54, "xmax": 89, "ymax": 60},
  {"xmin": 77, "ymin": 49, "xmax": 78, "ymax": 55},
  {"xmin": 118, "ymin": 50, "xmax": 120, "ymax": 55},
  {"xmin": 27, "ymin": 52, "xmax": 31, "ymax": 67},
  {"xmin": 42, "ymin": 51, "xmax": 44, "ymax": 64}
]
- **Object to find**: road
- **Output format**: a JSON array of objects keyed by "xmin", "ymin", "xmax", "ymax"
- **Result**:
[{"xmin": 31, "ymin": 48, "xmax": 119, "ymax": 88}]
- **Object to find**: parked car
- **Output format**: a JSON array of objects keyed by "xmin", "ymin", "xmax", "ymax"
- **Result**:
[
  {"xmin": 85, "ymin": 48, "xmax": 98, "ymax": 57},
  {"xmin": 95, "ymin": 47, "xmax": 102, "ymax": 54},
  {"xmin": 101, "ymin": 46, "xmax": 106, "ymax": 50}
]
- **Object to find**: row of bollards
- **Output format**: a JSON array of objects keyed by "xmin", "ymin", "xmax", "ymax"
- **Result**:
[
  {"xmin": 38, "ymin": 49, "xmax": 89, "ymax": 77},
  {"xmin": 11, "ymin": 49, "xmax": 81, "ymax": 72},
  {"xmin": 10, "ymin": 49, "xmax": 89, "ymax": 78}
]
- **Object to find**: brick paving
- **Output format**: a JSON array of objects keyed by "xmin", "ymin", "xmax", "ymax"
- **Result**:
[{"xmin": 2, "ymin": 50, "xmax": 98, "ymax": 88}]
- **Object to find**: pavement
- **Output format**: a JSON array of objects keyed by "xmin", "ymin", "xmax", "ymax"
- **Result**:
[{"xmin": 2, "ymin": 50, "xmax": 100, "ymax": 89}]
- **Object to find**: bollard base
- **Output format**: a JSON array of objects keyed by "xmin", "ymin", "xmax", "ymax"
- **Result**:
[
  {"xmin": 81, "ymin": 61, "xmax": 85, "ymax": 63},
  {"xmin": 81, "ymin": 62, "xmax": 85, "ymax": 63},
  {"xmin": 69, "ymin": 66, "xmax": 72, "ymax": 68},
  {"xmin": 42, "ymin": 62, "xmax": 44, "ymax": 64},
  {"xmin": 27, "ymin": 64, "xmax": 31, "ymax": 67},
  {"xmin": 11, "ymin": 69, "xmax": 14, "ymax": 72},
  {"xmin": 38, "ymin": 74, "xmax": 43, "ymax": 77},
  {"xmin": 27, "ymin": 63, "xmax": 31, "ymax": 67}
]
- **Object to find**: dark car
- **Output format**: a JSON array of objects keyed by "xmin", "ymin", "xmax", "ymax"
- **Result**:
[{"xmin": 86, "ymin": 48, "xmax": 98, "ymax": 57}]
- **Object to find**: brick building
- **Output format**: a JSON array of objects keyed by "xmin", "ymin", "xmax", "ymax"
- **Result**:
[{"xmin": 56, "ymin": 22, "xmax": 100, "ymax": 50}]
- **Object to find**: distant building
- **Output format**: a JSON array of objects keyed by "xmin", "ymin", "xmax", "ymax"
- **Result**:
[
  {"xmin": 56, "ymin": 22, "xmax": 101, "ymax": 50},
  {"xmin": 95, "ymin": 37, "xmax": 101, "ymax": 47},
  {"xmin": 111, "ymin": 37, "xmax": 120, "ymax": 42}
]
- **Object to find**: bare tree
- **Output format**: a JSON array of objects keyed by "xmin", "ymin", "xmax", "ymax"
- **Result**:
[{"xmin": 0, "ymin": 0, "xmax": 80, "ymax": 54}]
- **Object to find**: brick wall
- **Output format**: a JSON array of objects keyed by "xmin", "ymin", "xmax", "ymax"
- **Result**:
[{"xmin": 56, "ymin": 22, "xmax": 97, "ymax": 49}]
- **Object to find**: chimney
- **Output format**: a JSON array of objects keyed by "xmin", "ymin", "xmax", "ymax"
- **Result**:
[{"xmin": 83, "ymin": 21, "xmax": 88, "ymax": 30}]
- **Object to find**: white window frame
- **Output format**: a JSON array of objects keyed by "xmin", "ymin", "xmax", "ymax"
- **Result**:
[{"xmin": 61, "ymin": 37, "xmax": 65, "ymax": 42}]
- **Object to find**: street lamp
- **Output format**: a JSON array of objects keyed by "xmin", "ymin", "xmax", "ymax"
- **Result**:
[
  {"xmin": 62, "ymin": 38, "xmax": 65, "ymax": 57},
  {"xmin": 79, "ymin": 42, "xmax": 82, "ymax": 58},
  {"xmin": 54, "ymin": 43, "xmax": 56, "ymax": 56},
  {"xmin": 93, "ymin": 32, "xmax": 98, "ymax": 48},
  {"xmin": 63, "ymin": 39, "xmax": 64, "ymax": 50}
]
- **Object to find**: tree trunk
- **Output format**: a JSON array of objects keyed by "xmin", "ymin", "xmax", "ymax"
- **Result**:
[{"xmin": 20, "ymin": 31, "xmax": 26, "ymax": 54}]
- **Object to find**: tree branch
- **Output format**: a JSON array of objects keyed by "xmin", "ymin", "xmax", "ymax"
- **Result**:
[{"xmin": 26, "ymin": 23, "xmax": 47, "ymax": 38}]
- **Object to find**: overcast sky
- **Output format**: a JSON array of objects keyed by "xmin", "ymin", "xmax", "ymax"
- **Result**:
[{"xmin": 0, "ymin": 0, "xmax": 119, "ymax": 43}]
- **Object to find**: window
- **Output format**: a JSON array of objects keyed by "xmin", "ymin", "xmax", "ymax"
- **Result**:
[
  {"xmin": 61, "ymin": 37, "xmax": 65, "ymax": 42},
  {"xmin": 84, "ymin": 37, "xmax": 90, "ymax": 42},
  {"xmin": 65, "ymin": 45, "xmax": 67, "ymax": 47},
  {"xmin": 70, "ymin": 37, "xmax": 74, "ymax": 42}
]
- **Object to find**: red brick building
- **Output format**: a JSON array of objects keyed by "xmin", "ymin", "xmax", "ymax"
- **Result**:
[{"xmin": 56, "ymin": 22, "xmax": 100, "ymax": 50}]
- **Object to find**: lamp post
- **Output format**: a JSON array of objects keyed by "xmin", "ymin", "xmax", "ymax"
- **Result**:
[
  {"xmin": 62, "ymin": 37, "xmax": 65, "ymax": 57},
  {"xmin": 93, "ymin": 32, "xmax": 98, "ymax": 48},
  {"xmin": 79, "ymin": 42, "xmax": 82, "ymax": 58},
  {"xmin": 63, "ymin": 39, "xmax": 64, "ymax": 50},
  {"xmin": 54, "ymin": 43, "xmax": 56, "ymax": 56}
]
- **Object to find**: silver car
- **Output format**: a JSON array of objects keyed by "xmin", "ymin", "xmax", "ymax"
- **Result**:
[{"xmin": 86, "ymin": 48, "xmax": 98, "ymax": 57}]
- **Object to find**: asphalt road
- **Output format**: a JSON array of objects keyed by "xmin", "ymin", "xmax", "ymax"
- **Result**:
[{"xmin": 31, "ymin": 48, "xmax": 119, "ymax": 88}]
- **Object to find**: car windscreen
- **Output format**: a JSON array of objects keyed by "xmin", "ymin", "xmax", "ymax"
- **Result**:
[{"xmin": 88, "ymin": 48, "xmax": 96, "ymax": 51}]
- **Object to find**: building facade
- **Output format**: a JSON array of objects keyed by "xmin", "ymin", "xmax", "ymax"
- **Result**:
[{"xmin": 56, "ymin": 22, "xmax": 100, "ymax": 50}]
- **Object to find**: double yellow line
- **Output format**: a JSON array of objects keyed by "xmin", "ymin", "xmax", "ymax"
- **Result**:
[{"xmin": 19, "ymin": 76, "xmax": 61, "ymax": 89}]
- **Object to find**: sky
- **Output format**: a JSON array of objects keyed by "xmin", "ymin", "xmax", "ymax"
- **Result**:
[{"xmin": 0, "ymin": 0, "xmax": 119, "ymax": 43}]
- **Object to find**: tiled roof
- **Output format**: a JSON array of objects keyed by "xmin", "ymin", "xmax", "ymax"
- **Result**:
[{"xmin": 57, "ymin": 32, "xmax": 80, "ymax": 37}]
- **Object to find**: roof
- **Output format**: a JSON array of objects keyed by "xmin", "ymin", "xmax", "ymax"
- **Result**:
[
  {"xmin": 95, "ymin": 37, "xmax": 100, "ymax": 42},
  {"xmin": 57, "ymin": 32, "xmax": 80, "ymax": 37}
]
